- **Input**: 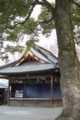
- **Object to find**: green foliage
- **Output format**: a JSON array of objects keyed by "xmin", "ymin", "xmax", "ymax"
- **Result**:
[
  {"xmin": 6, "ymin": 31, "xmax": 18, "ymax": 42},
  {"xmin": 5, "ymin": 45, "xmax": 23, "ymax": 54},
  {"xmin": 71, "ymin": 4, "xmax": 80, "ymax": 27},
  {"xmin": 1, "ymin": 54, "xmax": 8, "ymax": 60},
  {"xmin": 38, "ymin": 4, "xmax": 55, "ymax": 36},
  {"xmin": 71, "ymin": 3, "xmax": 80, "ymax": 45},
  {"xmin": 22, "ymin": 18, "xmax": 37, "ymax": 35},
  {"xmin": 5, "ymin": 17, "xmax": 38, "ymax": 42},
  {"xmin": 24, "ymin": 39, "xmax": 34, "ymax": 55},
  {"xmin": 0, "ymin": 0, "xmax": 80, "ymax": 61},
  {"xmin": 0, "ymin": 0, "xmax": 27, "ymax": 29}
]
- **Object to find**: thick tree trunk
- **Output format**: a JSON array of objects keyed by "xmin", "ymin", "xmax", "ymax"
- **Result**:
[{"xmin": 55, "ymin": 0, "xmax": 80, "ymax": 120}]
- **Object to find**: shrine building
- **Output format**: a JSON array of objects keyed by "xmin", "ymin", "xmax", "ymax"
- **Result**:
[{"xmin": 0, "ymin": 44, "xmax": 62, "ymax": 106}]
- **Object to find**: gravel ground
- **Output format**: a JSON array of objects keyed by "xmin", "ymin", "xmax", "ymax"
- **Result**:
[{"xmin": 0, "ymin": 105, "xmax": 62, "ymax": 120}]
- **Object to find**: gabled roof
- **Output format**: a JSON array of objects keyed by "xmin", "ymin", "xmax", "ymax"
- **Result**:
[
  {"xmin": 0, "ymin": 44, "xmax": 59, "ymax": 76},
  {"xmin": 31, "ymin": 44, "xmax": 58, "ymax": 64}
]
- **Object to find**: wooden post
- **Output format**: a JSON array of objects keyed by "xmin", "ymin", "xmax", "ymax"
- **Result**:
[
  {"xmin": 24, "ymin": 80, "xmax": 27, "ymax": 98},
  {"xmin": 8, "ymin": 79, "xmax": 10, "ymax": 105},
  {"xmin": 10, "ymin": 86, "xmax": 11, "ymax": 98},
  {"xmin": 51, "ymin": 75, "xmax": 53, "ymax": 105}
]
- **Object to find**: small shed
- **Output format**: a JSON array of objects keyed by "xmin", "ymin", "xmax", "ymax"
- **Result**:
[{"xmin": 0, "ymin": 44, "xmax": 62, "ymax": 106}]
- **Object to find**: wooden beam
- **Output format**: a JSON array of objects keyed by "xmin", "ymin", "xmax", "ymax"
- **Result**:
[
  {"xmin": 7, "ymin": 70, "xmax": 55, "ymax": 80},
  {"xmin": 8, "ymin": 75, "xmax": 50, "ymax": 80}
]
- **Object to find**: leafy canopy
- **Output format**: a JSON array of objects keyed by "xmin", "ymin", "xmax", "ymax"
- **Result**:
[{"xmin": 0, "ymin": 0, "xmax": 80, "ymax": 61}]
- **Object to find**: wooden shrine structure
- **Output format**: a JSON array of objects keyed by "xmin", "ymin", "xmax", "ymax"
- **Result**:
[{"xmin": 0, "ymin": 44, "xmax": 62, "ymax": 106}]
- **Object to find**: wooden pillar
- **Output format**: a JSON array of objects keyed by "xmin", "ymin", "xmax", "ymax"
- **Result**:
[
  {"xmin": 24, "ymin": 80, "xmax": 27, "ymax": 98},
  {"xmin": 8, "ymin": 79, "xmax": 10, "ymax": 105},
  {"xmin": 10, "ymin": 86, "xmax": 11, "ymax": 98},
  {"xmin": 51, "ymin": 75, "xmax": 53, "ymax": 105}
]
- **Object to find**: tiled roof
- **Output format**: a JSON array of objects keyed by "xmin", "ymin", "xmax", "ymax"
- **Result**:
[
  {"xmin": 0, "ymin": 62, "xmax": 58, "ymax": 74},
  {"xmin": 0, "ymin": 44, "xmax": 59, "ymax": 75}
]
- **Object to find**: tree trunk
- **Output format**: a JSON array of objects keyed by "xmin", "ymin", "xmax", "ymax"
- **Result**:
[{"xmin": 55, "ymin": 0, "xmax": 80, "ymax": 119}]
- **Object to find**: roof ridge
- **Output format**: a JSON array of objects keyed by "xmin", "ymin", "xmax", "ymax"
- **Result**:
[
  {"xmin": 34, "ymin": 44, "xmax": 58, "ymax": 60},
  {"xmin": 33, "ymin": 44, "xmax": 58, "ymax": 63},
  {"xmin": 34, "ymin": 44, "xmax": 51, "ymax": 54}
]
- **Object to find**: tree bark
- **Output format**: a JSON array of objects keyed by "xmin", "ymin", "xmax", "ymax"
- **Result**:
[{"xmin": 55, "ymin": 0, "xmax": 80, "ymax": 119}]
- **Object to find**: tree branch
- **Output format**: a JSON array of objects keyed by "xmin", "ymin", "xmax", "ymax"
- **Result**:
[
  {"xmin": 74, "ymin": 2, "xmax": 80, "ymax": 8},
  {"xmin": 37, "ymin": 17, "xmax": 54, "ymax": 26},
  {"xmin": 71, "ymin": 0, "xmax": 80, "ymax": 8},
  {"xmin": 10, "ymin": 4, "xmax": 36, "ymax": 29},
  {"xmin": 32, "ymin": 0, "xmax": 56, "ymax": 17},
  {"xmin": 2, "ymin": 0, "xmax": 56, "ymax": 31}
]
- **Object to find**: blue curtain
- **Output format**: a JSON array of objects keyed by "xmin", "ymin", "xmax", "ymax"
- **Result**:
[{"xmin": 22, "ymin": 83, "xmax": 62, "ymax": 98}]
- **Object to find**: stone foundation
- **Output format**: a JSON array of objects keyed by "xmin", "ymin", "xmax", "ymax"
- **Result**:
[{"xmin": 9, "ymin": 98, "xmax": 62, "ymax": 107}]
